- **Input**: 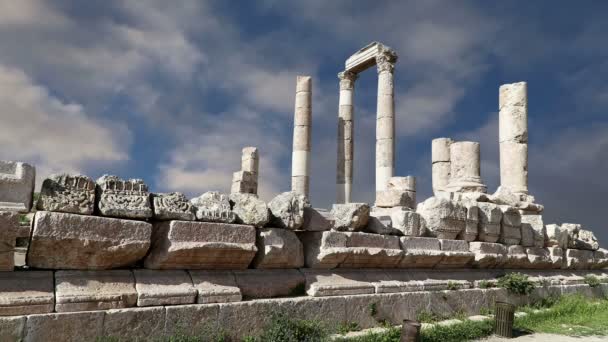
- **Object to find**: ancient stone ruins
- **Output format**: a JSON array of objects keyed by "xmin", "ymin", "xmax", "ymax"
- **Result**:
[{"xmin": 0, "ymin": 42, "xmax": 607, "ymax": 341}]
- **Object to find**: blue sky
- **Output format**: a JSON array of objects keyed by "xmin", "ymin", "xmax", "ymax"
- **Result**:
[{"xmin": 0, "ymin": 1, "xmax": 606, "ymax": 246}]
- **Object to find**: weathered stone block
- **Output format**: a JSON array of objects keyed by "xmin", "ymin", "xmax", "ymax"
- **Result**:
[
  {"xmin": 400, "ymin": 237, "xmax": 444, "ymax": 268},
  {"xmin": 301, "ymin": 207, "xmax": 334, "ymax": 231},
  {"xmin": 0, "ymin": 316, "xmax": 25, "ymax": 341},
  {"xmin": 565, "ymin": 249, "xmax": 594, "ymax": 269},
  {"xmin": 469, "ymin": 242, "xmax": 507, "ymax": 268},
  {"xmin": 103, "ymin": 307, "xmax": 165, "ymax": 340},
  {"xmin": 234, "ymin": 269, "xmax": 305, "ymax": 299},
  {"xmin": 96, "ymin": 175, "xmax": 152, "ymax": 219},
  {"xmin": 37, "ymin": 173, "xmax": 95, "ymax": 214},
  {"xmin": 437, "ymin": 239, "xmax": 473, "ymax": 268},
  {"xmin": 365, "ymin": 213, "xmax": 395, "ymax": 235},
  {"xmin": 0, "ymin": 271, "xmax": 54, "ymax": 316},
  {"xmin": 189, "ymin": 270, "xmax": 242, "ymax": 304},
  {"xmin": 525, "ymin": 247, "xmax": 552, "ymax": 269},
  {"xmin": 504, "ymin": 245, "xmax": 529, "ymax": 268},
  {"xmin": 190, "ymin": 191, "xmax": 235, "ymax": 223},
  {"xmin": 27, "ymin": 211, "xmax": 152, "ymax": 269},
  {"xmin": 267, "ymin": 191, "xmax": 309, "ymax": 230},
  {"xmin": 547, "ymin": 247, "xmax": 565, "ymax": 269},
  {"xmin": 229, "ymin": 193, "xmax": 269, "ymax": 227},
  {"xmin": 231, "ymin": 171, "xmax": 257, "ymax": 194},
  {"xmin": 0, "ymin": 211, "xmax": 19, "ymax": 271},
  {"xmin": 144, "ymin": 220, "xmax": 257, "ymax": 269},
  {"xmin": 563, "ymin": 223, "xmax": 599, "ymax": 251},
  {"xmin": 375, "ymin": 189, "xmax": 415, "ymax": 208},
  {"xmin": 0, "ymin": 161, "xmax": 35, "ymax": 212},
  {"xmin": 55, "ymin": 270, "xmax": 137, "ymax": 312},
  {"xmin": 133, "ymin": 269, "xmax": 196, "ymax": 306},
  {"xmin": 520, "ymin": 214, "xmax": 546, "ymax": 247},
  {"xmin": 152, "ymin": 192, "xmax": 195, "ymax": 221},
  {"xmin": 417, "ymin": 197, "xmax": 466, "ymax": 239},
  {"xmin": 164, "ymin": 303, "xmax": 220, "ymax": 336},
  {"xmin": 369, "ymin": 207, "xmax": 420, "ymax": 236},
  {"xmin": 459, "ymin": 202, "xmax": 479, "ymax": 242},
  {"xmin": 24, "ymin": 311, "xmax": 104, "ymax": 342},
  {"xmin": 499, "ymin": 205, "xmax": 522, "ymax": 245},
  {"xmin": 593, "ymin": 248, "xmax": 608, "ymax": 270},
  {"xmin": 477, "ymin": 202, "xmax": 502, "ymax": 243},
  {"xmin": 546, "ymin": 224, "xmax": 569, "ymax": 249},
  {"xmin": 252, "ymin": 228, "xmax": 304, "ymax": 268},
  {"xmin": 331, "ymin": 203, "xmax": 370, "ymax": 231},
  {"xmin": 302, "ymin": 269, "xmax": 374, "ymax": 296}
]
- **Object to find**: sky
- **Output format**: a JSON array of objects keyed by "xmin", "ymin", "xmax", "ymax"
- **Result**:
[{"xmin": 0, "ymin": 1, "xmax": 606, "ymax": 246}]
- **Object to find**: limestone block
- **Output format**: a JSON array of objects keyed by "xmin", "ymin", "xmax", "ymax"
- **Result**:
[
  {"xmin": 0, "ymin": 271, "xmax": 54, "ymax": 316},
  {"xmin": 102, "ymin": 307, "xmax": 165, "ymax": 341},
  {"xmin": 151, "ymin": 192, "xmax": 194, "ymax": 221},
  {"xmin": 164, "ymin": 303, "xmax": 220, "ymax": 337},
  {"xmin": 27, "ymin": 211, "xmax": 152, "ymax": 269},
  {"xmin": 526, "ymin": 247, "xmax": 552, "ymax": 269},
  {"xmin": 458, "ymin": 202, "xmax": 479, "ymax": 242},
  {"xmin": 563, "ymin": 223, "xmax": 599, "ymax": 251},
  {"xmin": 366, "ymin": 214, "xmax": 395, "ymax": 235},
  {"xmin": 469, "ymin": 242, "xmax": 507, "ymax": 268},
  {"xmin": 546, "ymin": 224, "xmax": 569, "ymax": 249},
  {"xmin": 416, "ymin": 197, "xmax": 466, "ymax": 239},
  {"xmin": 302, "ymin": 269, "xmax": 374, "ymax": 296},
  {"xmin": 0, "ymin": 316, "xmax": 25, "ymax": 341},
  {"xmin": 521, "ymin": 214, "xmax": 546, "ymax": 248},
  {"xmin": 301, "ymin": 207, "xmax": 334, "ymax": 231},
  {"xmin": 133, "ymin": 270, "xmax": 196, "ymax": 306},
  {"xmin": 190, "ymin": 191, "xmax": 235, "ymax": 223},
  {"xmin": 24, "ymin": 311, "xmax": 104, "ymax": 342},
  {"xmin": 477, "ymin": 202, "xmax": 502, "ymax": 243},
  {"xmin": 95, "ymin": 175, "xmax": 152, "ymax": 219},
  {"xmin": 593, "ymin": 248, "xmax": 608, "ymax": 269},
  {"xmin": 400, "ymin": 237, "xmax": 444, "ymax": 268},
  {"xmin": 499, "ymin": 82, "xmax": 528, "ymax": 143},
  {"xmin": 565, "ymin": 249, "xmax": 594, "ymax": 269},
  {"xmin": 504, "ymin": 245, "xmax": 529, "ymax": 268},
  {"xmin": 0, "ymin": 161, "xmax": 35, "ymax": 212},
  {"xmin": 252, "ymin": 228, "xmax": 304, "ymax": 269},
  {"xmin": 375, "ymin": 189, "xmax": 415, "ymax": 208},
  {"xmin": 547, "ymin": 247, "xmax": 565, "ymax": 269},
  {"xmin": 231, "ymin": 171, "xmax": 258, "ymax": 195},
  {"xmin": 369, "ymin": 206, "xmax": 420, "ymax": 236},
  {"xmin": 268, "ymin": 191, "xmax": 310, "ymax": 230},
  {"xmin": 499, "ymin": 205, "xmax": 522, "ymax": 245},
  {"xmin": 37, "ymin": 173, "xmax": 95, "ymax": 214},
  {"xmin": 144, "ymin": 220, "xmax": 257, "ymax": 269},
  {"xmin": 189, "ymin": 270, "xmax": 241, "ymax": 304},
  {"xmin": 55, "ymin": 270, "xmax": 137, "ymax": 312},
  {"xmin": 437, "ymin": 239, "xmax": 474, "ymax": 268},
  {"xmin": 234, "ymin": 269, "xmax": 305, "ymax": 299},
  {"xmin": 0, "ymin": 211, "xmax": 19, "ymax": 271},
  {"xmin": 331, "ymin": 203, "xmax": 370, "ymax": 231},
  {"xmin": 229, "ymin": 193, "xmax": 269, "ymax": 227},
  {"xmin": 387, "ymin": 176, "xmax": 415, "ymax": 191}
]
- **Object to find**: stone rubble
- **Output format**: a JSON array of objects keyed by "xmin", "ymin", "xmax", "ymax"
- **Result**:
[
  {"xmin": 330, "ymin": 203, "xmax": 370, "ymax": 232},
  {"xmin": 152, "ymin": 192, "xmax": 195, "ymax": 221},
  {"xmin": 37, "ymin": 174, "xmax": 96, "ymax": 215},
  {"xmin": 229, "ymin": 193, "xmax": 269, "ymax": 227},
  {"xmin": 96, "ymin": 175, "xmax": 152, "ymax": 219},
  {"xmin": 267, "ymin": 191, "xmax": 309, "ymax": 230}
]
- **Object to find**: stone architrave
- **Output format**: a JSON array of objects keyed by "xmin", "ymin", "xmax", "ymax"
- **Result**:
[
  {"xmin": 0, "ymin": 160, "xmax": 35, "ymax": 212},
  {"xmin": 27, "ymin": 211, "xmax": 152, "ymax": 270},
  {"xmin": 477, "ymin": 202, "xmax": 502, "ymax": 243},
  {"xmin": 445, "ymin": 141, "xmax": 487, "ymax": 193},
  {"xmin": 232, "ymin": 147, "xmax": 259, "ymax": 195},
  {"xmin": 143, "ymin": 221, "xmax": 257, "ymax": 270},
  {"xmin": 190, "ymin": 191, "xmax": 235, "ymax": 223},
  {"xmin": 499, "ymin": 82, "xmax": 528, "ymax": 195},
  {"xmin": 152, "ymin": 192, "xmax": 195, "ymax": 221},
  {"xmin": 301, "ymin": 207, "xmax": 334, "ymax": 231},
  {"xmin": 499, "ymin": 206, "xmax": 522, "ymax": 245},
  {"xmin": 37, "ymin": 174, "xmax": 95, "ymax": 215},
  {"xmin": 0, "ymin": 271, "xmax": 54, "ymax": 315},
  {"xmin": 0, "ymin": 211, "xmax": 19, "ymax": 271},
  {"xmin": 330, "ymin": 203, "xmax": 370, "ymax": 231},
  {"xmin": 545, "ymin": 224, "xmax": 569, "ymax": 249},
  {"xmin": 469, "ymin": 242, "xmax": 507, "ymax": 268},
  {"xmin": 133, "ymin": 270, "xmax": 197, "ymax": 306},
  {"xmin": 252, "ymin": 228, "xmax": 304, "ymax": 269},
  {"xmin": 437, "ymin": 239, "xmax": 474, "ymax": 268},
  {"xmin": 96, "ymin": 175, "xmax": 152, "ymax": 219},
  {"xmin": 229, "ymin": 193, "xmax": 269, "ymax": 227},
  {"xmin": 376, "ymin": 176, "xmax": 416, "ymax": 208},
  {"xmin": 399, "ymin": 237, "xmax": 444, "ymax": 268},
  {"xmin": 416, "ymin": 197, "xmax": 466, "ymax": 239},
  {"xmin": 520, "ymin": 214, "xmax": 546, "ymax": 248},
  {"xmin": 563, "ymin": 223, "xmax": 599, "ymax": 251},
  {"xmin": 336, "ymin": 71, "xmax": 357, "ymax": 204},
  {"xmin": 292, "ymin": 76, "xmax": 312, "ymax": 197},
  {"xmin": 431, "ymin": 138, "xmax": 452, "ymax": 195},
  {"xmin": 268, "ymin": 191, "xmax": 310, "ymax": 230}
]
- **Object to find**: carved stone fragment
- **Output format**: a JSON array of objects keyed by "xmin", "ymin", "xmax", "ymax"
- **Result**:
[
  {"xmin": 267, "ymin": 191, "xmax": 310, "ymax": 230},
  {"xmin": 152, "ymin": 192, "xmax": 195, "ymax": 221},
  {"xmin": 96, "ymin": 175, "xmax": 152, "ymax": 219},
  {"xmin": 229, "ymin": 193, "xmax": 269, "ymax": 227},
  {"xmin": 190, "ymin": 191, "xmax": 235, "ymax": 223},
  {"xmin": 0, "ymin": 160, "xmax": 35, "ymax": 212},
  {"xmin": 331, "ymin": 203, "xmax": 370, "ymax": 232},
  {"xmin": 37, "ymin": 174, "xmax": 95, "ymax": 215}
]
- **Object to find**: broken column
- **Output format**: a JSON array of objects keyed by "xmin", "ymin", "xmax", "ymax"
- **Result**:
[
  {"xmin": 231, "ymin": 147, "xmax": 258, "ymax": 195},
  {"xmin": 292, "ymin": 76, "xmax": 312, "ymax": 198},
  {"xmin": 431, "ymin": 138, "xmax": 452, "ymax": 195},
  {"xmin": 375, "ymin": 50, "xmax": 397, "ymax": 197},
  {"xmin": 337, "ymin": 71, "xmax": 357, "ymax": 203},
  {"xmin": 445, "ymin": 141, "xmax": 486, "ymax": 193},
  {"xmin": 499, "ymin": 82, "xmax": 528, "ymax": 195}
]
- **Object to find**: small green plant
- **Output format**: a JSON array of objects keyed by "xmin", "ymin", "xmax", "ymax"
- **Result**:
[
  {"xmin": 446, "ymin": 281, "xmax": 461, "ymax": 291},
  {"xmin": 336, "ymin": 321, "xmax": 360, "ymax": 334},
  {"xmin": 255, "ymin": 313, "xmax": 327, "ymax": 342},
  {"xmin": 585, "ymin": 275, "xmax": 601, "ymax": 288},
  {"xmin": 479, "ymin": 306, "xmax": 493, "ymax": 316},
  {"xmin": 416, "ymin": 310, "xmax": 440, "ymax": 323},
  {"xmin": 368, "ymin": 302, "xmax": 378, "ymax": 317},
  {"xmin": 497, "ymin": 272, "xmax": 536, "ymax": 295},
  {"xmin": 288, "ymin": 282, "xmax": 306, "ymax": 296},
  {"xmin": 477, "ymin": 280, "xmax": 494, "ymax": 289}
]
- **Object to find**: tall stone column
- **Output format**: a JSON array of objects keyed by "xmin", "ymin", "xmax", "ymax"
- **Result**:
[
  {"xmin": 375, "ymin": 52, "xmax": 397, "ymax": 197},
  {"xmin": 337, "ymin": 71, "xmax": 357, "ymax": 203},
  {"xmin": 432, "ymin": 138, "xmax": 452, "ymax": 195},
  {"xmin": 292, "ymin": 76, "xmax": 312, "ymax": 198},
  {"xmin": 499, "ymin": 82, "xmax": 528, "ymax": 195},
  {"xmin": 445, "ymin": 141, "xmax": 487, "ymax": 193}
]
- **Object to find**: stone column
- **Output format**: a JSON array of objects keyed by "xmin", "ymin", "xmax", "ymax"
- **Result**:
[
  {"xmin": 499, "ymin": 82, "xmax": 528, "ymax": 194},
  {"xmin": 446, "ymin": 141, "xmax": 487, "ymax": 193},
  {"xmin": 232, "ymin": 147, "xmax": 258, "ymax": 195},
  {"xmin": 431, "ymin": 138, "xmax": 452, "ymax": 195},
  {"xmin": 337, "ymin": 71, "xmax": 357, "ymax": 203},
  {"xmin": 375, "ymin": 52, "xmax": 397, "ymax": 197},
  {"xmin": 292, "ymin": 76, "xmax": 311, "ymax": 198}
]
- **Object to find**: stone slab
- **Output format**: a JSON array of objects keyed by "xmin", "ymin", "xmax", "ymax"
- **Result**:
[
  {"xmin": 55, "ymin": 270, "xmax": 137, "ymax": 312},
  {"xmin": 189, "ymin": 270, "xmax": 242, "ymax": 304},
  {"xmin": 229, "ymin": 193, "xmax": 267, "ymax": 227},
  {"xmin": 27, "ymin": 211, "xmax": 152, "ymax": 269},
  {"xmin": 0, "ymin": 271, "xmax": 54, "ymax": 316},
  {"xmin": 133, "ymin": 269, "xmax": 196, "ymax": 306},
  {"xmin": 400, "ymin": 237, "xmax": 444, "ymax": 268},
  {"xmin": 0, "ymin": 315, "xmax": 25, "ymax": 341},
  {"xmin": 566, "ymin": 249, "xmax": 594, "ymax": 270},
  {"xmin": 437, "ymin": 239, "xmax": 474, "ymax": 268},
  {"xmin": 526, "ymin": 247, "xmax": 553, "ymax": 269},
  {"xmin": 102, "ymin": 307, "xmax": 166, "ymax": 340},
  {"xmin": 144, "ymin": 220, "xmax": 257, "ymax": 269},
  {"xmin": 331, "ymin": 203, "xmax": 370, "ymax": 231},
  {"xmin": 234, "ymin": 269, "xmax": 305, "ymax": 299},
  {"xmin": 0, "ymin": 161, "xmax": 35, "ymax": 212},
  {"xmin": 469, "ymin": 242, "xmax": 507, "ymax": 268},
  {"xmin": 504, "ymin": 245, "xmax": 529, "ymax": 268},
  {"xmin": 302, "ymin": 269, "xmax": 375, "ymax": 297},
  {"xmin": 301, "ymin": 207, "xmax": 334, "ymax": 231},
  {"xmin": 252, "ymin": 228, "xmax": 304, "ymax": 269},
  {"xmin": 24, "ymin": 311, "xmax": 104, "ymax": 342}
]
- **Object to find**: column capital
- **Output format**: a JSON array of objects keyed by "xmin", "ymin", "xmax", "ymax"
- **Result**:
[
  {"xmin": 376, "ymin": 50, "xmax": 397, "ymax": 74},
  {"xmin": 338, "ymin": 71, "xmax": 358, "ymax": 90}
]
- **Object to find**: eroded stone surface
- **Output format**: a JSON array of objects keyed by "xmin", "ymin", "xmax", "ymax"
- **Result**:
[
  {"xmin": 27, "ymin": 211, "xmax": 152, "ymax": 269},
  {"xmin": 375, "ymin": 189, "xmax": 415, "ymax": 208},
  {"xmin": 234, "ymin": 269, "xmax": 305, "ymax": 299},
  {"xmin": 0, "ymin": 211, "xmax": 19, "ymax": 270},
  {"xmin": 546, "ymin": 224, "xmax": 569, "ymax": 249},
  {"xmin": 268, "ymin": 191, "xmax": 309, "ymax": 230},
  {"xmin": 37, "ymin": 173, "xmax": 95, "ymax": 214},
  {"xmin": 96, "ymin": 175, "xmax": 152, "ymax": 219},
  {"xmin": 144, "ymin": 220, "xmax": 257, "ymax": 269},
  {"xmin": 565, "ymin": 248, "xmax": 594, "ymax": 269},
  {"xmin": 593, "ymin": 248, "xmax": 608, "ymax": 269},
  {"xmin": 190, "ymin": 191, "xmax": 235, "ymax": 223},
  {"xmin": 469, "ymin": 242, "xmax": 507, "ymax": 268},
  {"xmin": 303, "ymin": 269, "xmax": 374, "ymax": 296},
  {"xmin": 152, "ymin": 192, "xmax": 195, "ymax": 221},
  {"xmin": 25, "ymin": 311, "xmax": 104, "ymax": 342},
  {"xmin": 301, "ymin": 207, "xmax": 334, "ymax": 231},
  {"xmin": 0, "ymin": 161, "xmax": 35, "ymax": 212},
  {"xmin": 520, "ymin": 214, "xmax": 546, "ymax": 248},
  {"xmin": 563, "ymin": 223, "xmax": 599, "ymax": 251},
  {"xmin": 417, "ymin": 197, "xmax": 466, "ymax": 239},
  {"xmin": 547, "ymin": 247, "xmax": 565, "ymax": 269},
  {"xmin": 0, "ymin": 316, "xmax": 25, "ymax": 341},
  {"xmin": 400, "ymin": 237, "xmax": 443, "ymax": 268},
  {"xmin": 189, "ymin": 270, "xmax": 242, "ymax": 304},
  {"xmin": 103, "ymin": 307, "xmax": 165, "ymax": 341},
  {"xmin": 331, "ymin": 203, "xmax": 370, "ymax": 231},
  {"xmin": 0, "ymin": 271, "xmax": 54, "ymax": 316},
  {"xmin": 229, "ymin": 193, "xmax": 269, "ymax": 227},
  {"xmin": 459, "ymin": 202, "xmax": 479, "ymax": 242},
  {"xmin": 438, "ymin": 239, "xmax": 474, "ymax": 268},
  {"xmin": 477, "ymin": 202, "xmax": 502, "ymax": 243},
  {"xmin": 526, "ymin": 247, "xmax": 552, "ymax": 269},
  {"xmin": 369, "ymin": 207, "xmax": 420, "ymax": 236},
  {"xmin": 253, "ymin": 228, "xmax": 304, "ymax": 269},
  {"xmin": 499, "ymin": 205, "xmax": 522, "ymax": 245},
  {"xmin": 504, "ymin": 245, "xmax": 529, "ymax": 268},
  {"xmin": 133, "ymin": 269, "xmax": 196, "ymax": 306}
]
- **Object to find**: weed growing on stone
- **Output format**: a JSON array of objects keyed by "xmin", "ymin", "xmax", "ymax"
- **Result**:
[
  {"xmin": 336, "ymin": 321, "xmax": 361, "ymax": 334},
  {"xmin": 288, "ymin": 282, "xmax": 307, "ymax": 296},
  {"xmin": 497, "ymin": 272, "xmax": 535, "ymax": 295},
  {"xmin": 584, "ymin": 275, "xmax": 601, "ymax": 288},
  {"xmin": 446, "ymin": 281, "xmax": 461, "ymax": 291},
  {"xmin": 244, "ymin": 312, "xmax": 327, "ymax": 342},
  {"xmin": 477, "ymin": 280, "xmax": 494, "ymax": 289},
  {"xmin": 415, "ymin": 310, "xmax": 440, "ymax": 323},
  {"xmin": 368, "ymin": 302, "xmax": 378, "ymax": 317}
]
